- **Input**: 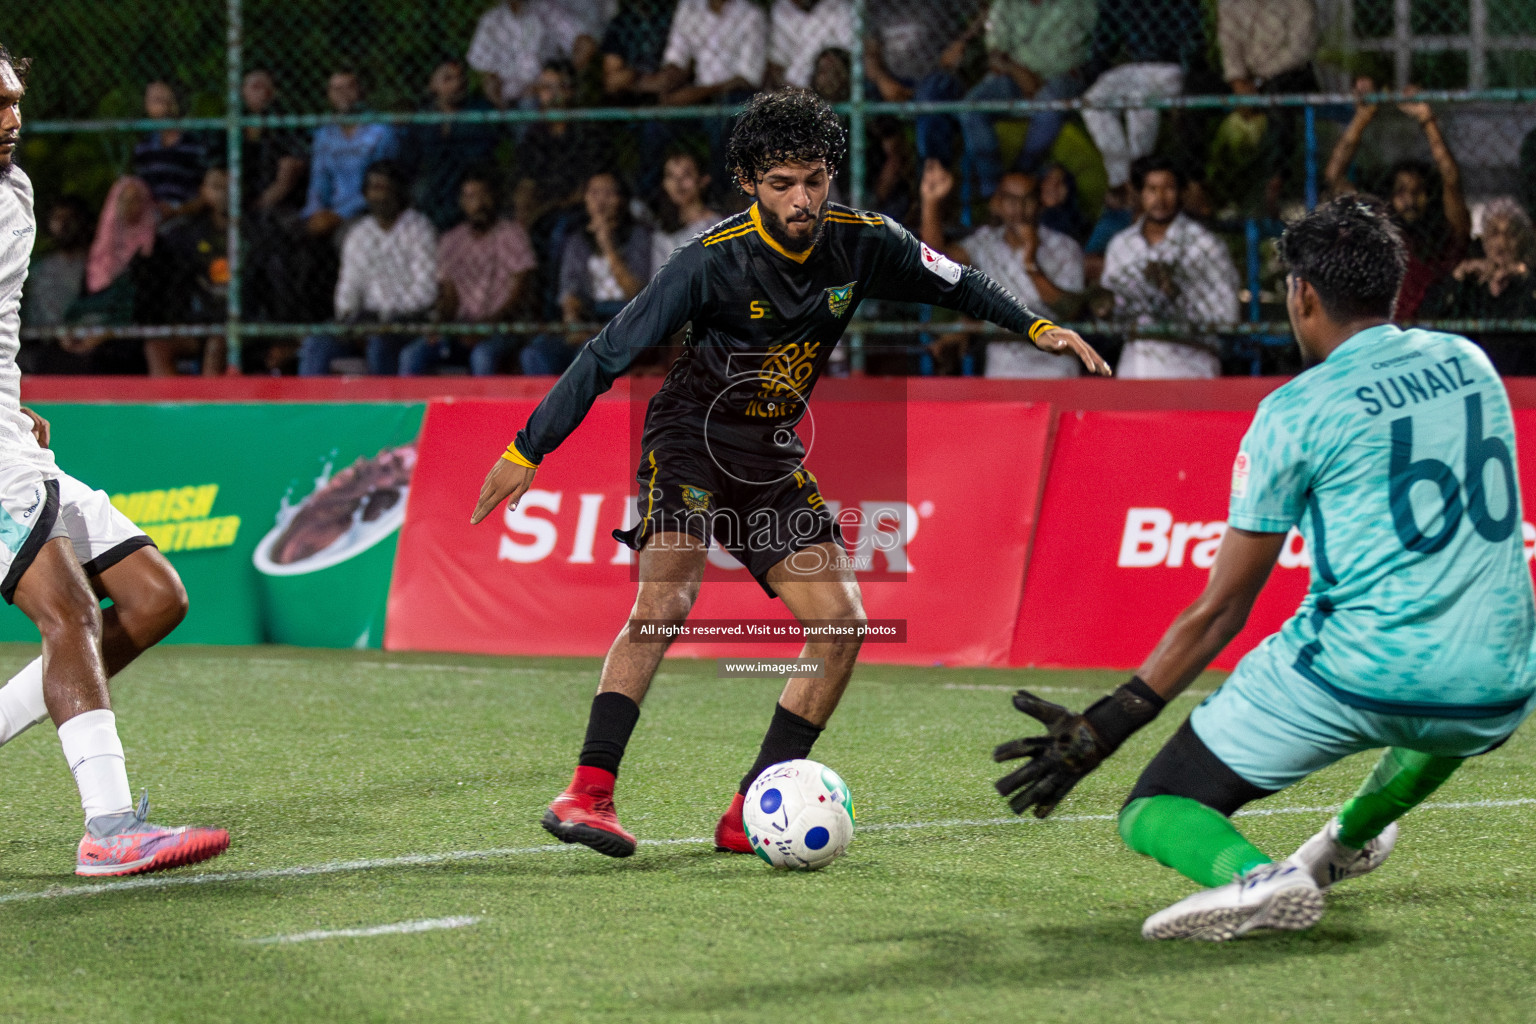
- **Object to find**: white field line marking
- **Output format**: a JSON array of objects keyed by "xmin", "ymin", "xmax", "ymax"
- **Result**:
[
  {"xmin": 243, "ymin": 658, "xmax": 542, "ymax": 676},
  {"xmin": 3, "ymin": 797, "xmax": 1532, "ymax": 909},
  {"xmin": 943, "ymin": 683, "xmax": 1212, "ymax": 698},
  {"xmin": 248, "ymin": 915, "xmax": 482, "ymax": 945}
]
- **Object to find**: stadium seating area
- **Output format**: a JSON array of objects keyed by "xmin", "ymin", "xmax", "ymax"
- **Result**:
[{"xmin": 13, "ymin": 0, "xmax": 1536, "ymax": 378}]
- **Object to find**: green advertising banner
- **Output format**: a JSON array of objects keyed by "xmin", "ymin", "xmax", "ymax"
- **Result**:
[{"xmin": 0, "ymin": 403, "xmax": 424, "ymax": 647}]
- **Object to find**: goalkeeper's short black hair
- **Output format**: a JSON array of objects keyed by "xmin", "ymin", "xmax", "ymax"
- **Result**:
[
  {"xmin": 728, "ymin": 88, "xmax": 847, "ymax": 190},
  {"xmin": 1277, "ymin": 195, "xmax": 1407, "ymax": 322}
]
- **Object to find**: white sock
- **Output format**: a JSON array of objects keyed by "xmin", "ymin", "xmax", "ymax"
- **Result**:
[
  {"xmin": 0, "ymin": 657, "xmax": 46, "ymax": 746},
  {"xmin": 57, "ymin": 709, "xmax": 134, "ymax": 824}
]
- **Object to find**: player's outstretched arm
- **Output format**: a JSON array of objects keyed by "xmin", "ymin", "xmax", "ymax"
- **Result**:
[
  {"xmin": 470, "ymin": 244, "xmax": 708, "ymax": 525},
  {"xmin": 1032, "ymin": 325, "xmax": 1111, "ymax": 376},
  {"xmin": 993, "ymin": 527, "xmax": 1286, "ymax": 817},
  {"xmin": 866, "ymin": 218, "xmax": 1111, "ymax": 375},
  {"xmin": 471, "ymin": 453, "xmax": 536, "ymax": 525}
]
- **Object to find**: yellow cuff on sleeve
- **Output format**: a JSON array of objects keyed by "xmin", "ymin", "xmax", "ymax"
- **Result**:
[
  {"xmin": 501, "ymin": 443, "xmax": 538, "ymax": 469},
  {"xmin": 1028, "ymin": 320, "xmax": 1059, "ymax": 342}
]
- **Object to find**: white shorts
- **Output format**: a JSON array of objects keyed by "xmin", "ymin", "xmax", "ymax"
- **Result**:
[{"xmin": 0, "ymin": 464, "xmax": 154, "ymax": 603}]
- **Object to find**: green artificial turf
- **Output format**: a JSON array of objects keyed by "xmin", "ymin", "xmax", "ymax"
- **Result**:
[{"xmin": 0, "ymin": 645, "xmax": 1533, "ymax": 1023}]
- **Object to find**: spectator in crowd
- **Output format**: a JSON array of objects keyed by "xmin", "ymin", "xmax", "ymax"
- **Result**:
[
  {"xmin": 600, "ymin": 0, "xmax": 678, "ymax": 104},
  {"xmin": 866, "ymin": 116, "xmax": 916, "ymax": 223},
  {"xmin": 642, "ymin": 0, "xmax": 767, "ymax": 188},
  {"xmin": 21, "ymin": 196, "xmax": 92, "ymax": 329},
  {"xmin": 865, "ymin": 0, "xmax": 984, "ymax": 102},
  {"xmin": 301, "ymin": 69, "xmax": 400, "ymax": 241},
  {"xmin": 404, "ymin": 58, "xmax": 500, "ymax": 231},
  {"xmin": 132, "ymin": 80, "xmax": 207, "ymax": 220},
  {"xmin": 767, "ymin": 0, "xmax": 854, "ymax": 91},
  {"xmin": 1084, "ymin": 187, "xmax": 1137, "ymax": 285},
  {"xmin": 512, "ymin": 60, "xmax": 612, "ymax": 233},
  {"xmin": 1080, "ymin": 0, "xmax": 1207, "ymax": 191},
  {"xmin": 645, "ymin": 0, "xmax": 766, "ymax": 106},
  {"xmin": 651, "ymin": 149, "xmax": 723, "ymax": 268},
  {"xmin": 240, "ymin": 69, "xmax": 307, "ymax": 215},
  {"xmin": 142, "ymin": 166, "xmax": 230, "ymax": 377},
  {"xmin": 431, "ymin": 170, "xmax": 538, "ymax": 376},
  {"xmin": 555, "ymin": 0, "xmax": 620, "ymax": 73},
  {"xmin": 810, "ymin": 47, "xmax": 852, "ymax": 103},
  {"xmin": 1100, "ymin": 155, "xmax": 1239, "ymax": 378},
  {"xmin": 879, "ymin": 3, "xmax": 987, "ymax": 167},
  {"xmin": 1425, "ymin": 197, "xmax": 1536, "ymax": 375},
  {"xmin": 523, "ymin": 170, "xmax": 652, "ymax": 375},
  {"xmin": 85, "ymin": 177, "xmax": 157, "ymax": 299},
  {"xmin": 1325, "ymin": 80, "xmax": 1470, "ymax": 318},
  {"xmin": 600, "ymin": 0, "xmax": 681, "ymax": 197},
  {"xmin": 467, "ymin": 0, "xmax": 562, "ymax": 108},
  {"xmin": 919, "ymin": 160, "xmax": 1086, "ymax": 377},
  {"xmin": 239, "ymin": 68, "xmax": 313, "ymax": 324},
  {"xmin": 299, "ymin": 161, "xmax": 437, "ymax": 376},
  {"xmin": 1214, "ymin": 0, "xmax": 1318, "ymax": 208},
  {"xmin": 1218, "ymin": 0, "xmax": 1318, "ymax": 99},
  {"xmin": 1037, "ymin": 162, "xmax": 1089, "ymax": 241},
  {"xmin": 918, "ymin": 0, "xmax": 1096, "ymax": 200},
  {"xmin": 19, "ymin": 196, "xmax": 147, "ymax": 376}
]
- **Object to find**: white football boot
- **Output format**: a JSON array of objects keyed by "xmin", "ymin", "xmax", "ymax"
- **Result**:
[
  {"xmin": 1285, "ymin": 817, "xmax": 1398, "ymax": 891},
  {"xmin": 1141, "ymin": 862, "xmax": 1324, "ymax": 941}
]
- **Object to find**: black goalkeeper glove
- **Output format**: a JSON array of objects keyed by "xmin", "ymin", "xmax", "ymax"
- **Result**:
[{"xmin": 992, "ymin": 677, "xmax": 1166, "ymax": 818}]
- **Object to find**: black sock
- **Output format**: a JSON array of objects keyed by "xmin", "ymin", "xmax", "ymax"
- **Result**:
[
  {"xmin": 578, "ymin": 692, "xmax": 641, "ymax": 777},
  {"xmin": 738, "ymin": 704, "xmax": 824, "ymax": 795}
]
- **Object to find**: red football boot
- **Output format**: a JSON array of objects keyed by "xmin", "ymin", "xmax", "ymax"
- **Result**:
[
  {"xmin": 541, "ymin": 766, "xmax": 637, "ymax": 858},
  {"xmin": 714, "ymin": 791, "xmax": 752, "ymax": 854}
]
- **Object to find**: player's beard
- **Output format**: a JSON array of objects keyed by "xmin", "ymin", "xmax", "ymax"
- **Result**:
[{"xmin": 759, "ymin": 198, "xmax": 827, "ymax": 254}]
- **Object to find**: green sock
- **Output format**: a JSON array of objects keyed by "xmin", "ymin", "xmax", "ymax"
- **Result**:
[
  {"xmin": 1119, "ymin": 795, "xmax": 1272, "ymax": 889},
  {"xmin": 1335, "ymin": 747, "xmax": 1462, "ymax": 848}
]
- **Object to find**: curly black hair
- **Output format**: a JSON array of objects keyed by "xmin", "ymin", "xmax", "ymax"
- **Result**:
[
  {"xmin": 1277, "ymin": 195, "xmax": 1407, "ymax": 321},
  {"xmin": 727, "ymin": 88, "xmax": 846, "ymax": 190},
  {"xmin": 0, "ymin": 43, "xmax": 29, "ymax": 87}
]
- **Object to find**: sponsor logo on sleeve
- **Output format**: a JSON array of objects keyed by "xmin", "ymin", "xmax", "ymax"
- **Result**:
[
  {"xmin": 1231, "ymin": 451, "xmax": 1250, "ymax": 498},
  {"xmin": 919, "ymin": 243, "xmax": 963, "ymax": 285}
]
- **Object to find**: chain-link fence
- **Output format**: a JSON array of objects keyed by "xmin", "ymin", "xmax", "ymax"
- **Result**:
[{"xmin": 10, "ymin": 0, "xmax": 1536, "ymax": 378}]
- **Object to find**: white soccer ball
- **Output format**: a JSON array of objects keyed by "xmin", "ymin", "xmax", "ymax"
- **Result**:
[{"xmin": 742, "ymin": 759, "xmax": 855, "ymax": 870}]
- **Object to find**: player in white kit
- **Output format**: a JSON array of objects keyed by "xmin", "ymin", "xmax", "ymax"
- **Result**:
[{"xmin": 0, "ymin": 47, "xmax": 227, "ymax": 875}]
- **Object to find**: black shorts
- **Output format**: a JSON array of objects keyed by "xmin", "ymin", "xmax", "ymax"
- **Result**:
[{"xmin": 611, "ymin": 440, "xmax": 843, "ymax": 598}]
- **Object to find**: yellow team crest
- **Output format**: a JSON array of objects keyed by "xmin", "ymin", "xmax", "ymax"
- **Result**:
[
  {"xmin": 681, "ymin": 486, "xmax": 711, "ymax": 512},
  {"xmin": 825, "ymin": 282, "xmax": 856, "ymax": 318}
]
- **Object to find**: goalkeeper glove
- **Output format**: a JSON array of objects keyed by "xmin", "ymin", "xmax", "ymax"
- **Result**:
[{"xmin": 993, "ymin": 678, "xmax": 1166, "ymax": 818}]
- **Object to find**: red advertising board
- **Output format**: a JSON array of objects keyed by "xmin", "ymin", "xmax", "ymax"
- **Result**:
[
  {"xmin": 387, "ymin": 396, "xmax": 1052, "ymax": 666},
  {"xmin": 1012, "ymin": 407, "xmax": 1536, "ymax": 670}
]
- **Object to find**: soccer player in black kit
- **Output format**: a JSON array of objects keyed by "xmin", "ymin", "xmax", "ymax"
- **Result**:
[{"xmin": 470, "ymin": 90, "xmax": 1109, "ymax": 858}]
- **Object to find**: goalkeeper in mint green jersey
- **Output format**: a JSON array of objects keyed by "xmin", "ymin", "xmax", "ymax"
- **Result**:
[{"xmin": 992, "ymin": 195, "xmax": 1536, "ymax": 941}]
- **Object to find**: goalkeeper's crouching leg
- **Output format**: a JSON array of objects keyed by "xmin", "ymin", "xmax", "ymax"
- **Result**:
[{"xmin": 1118, "ymin": 718, "xmax": 1278, "ymax": 887}]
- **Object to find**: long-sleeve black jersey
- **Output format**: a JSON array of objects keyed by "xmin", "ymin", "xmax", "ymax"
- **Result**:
[{"xmin": 511, "ymin": 202, "xmax": 1056, "ymax": 469}]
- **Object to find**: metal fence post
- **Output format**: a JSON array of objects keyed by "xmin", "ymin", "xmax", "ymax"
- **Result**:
[
  {"xmin": 848, "ymin": 0, "xmax": 868, "ymax": 375},
  {"xmin": 1304, "ymin": 104, "xmax": 1318, "ymax": 209},
  {"xmin": 225, "ymin": 0, "xmax": 243, "ymax": 374},
  {"xmin": 1245, "ymin": 217, "xmax": 1261, "ymax": 323}
]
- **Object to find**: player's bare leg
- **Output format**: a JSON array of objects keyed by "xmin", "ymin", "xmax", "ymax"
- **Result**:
[
  {"xmin": 13, "ymin": 538, "xmax": 226, "ymax": 876},
  {"xmin": 93, "ymin": 547, "xmax": 189, "ymax": 675},
  {"xmin": 0, "ymin": 547, "xmax": 187, "ymax": 746},
  {"xmin": 594, "ymin": 533, "xmax": 708, "ymax": 704},
  {"xmin": 715, "ymin": 541, "xmax": 865, "ymax": 853},
  {"xmin": 542, "ymin": 533, "xmax": 708, "ymax": 857}
]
